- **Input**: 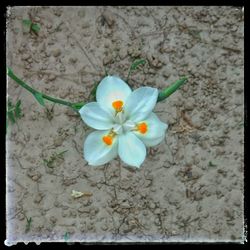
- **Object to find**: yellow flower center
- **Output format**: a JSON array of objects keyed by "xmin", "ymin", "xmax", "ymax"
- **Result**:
[
  {"xmin": 112, "ymin": 100, "xmax": 123, "ymax": 112},
  {"xmin": 137, "ymin": 122, "xmax": 148, "ymax": 134}
]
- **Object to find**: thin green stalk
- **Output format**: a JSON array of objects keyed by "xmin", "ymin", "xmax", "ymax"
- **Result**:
[
  {"xmin": 7, "ymin": 67, "xmax": 84, "ymax": 110},
  {"xmin": 126, "ymin": 59, "xmax": 146, "ymax": 83},
  {"xmin": 7, "ymin": 67, "xmax": 188, "ymax": 112},
  {"xmin": 157, "ymin": 77, "xmax": 188, "ymax": 102}
]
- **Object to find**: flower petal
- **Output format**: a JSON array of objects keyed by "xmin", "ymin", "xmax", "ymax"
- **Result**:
[
  {"xmin": 124, "ymin": 87, "xmax": 158, "ymax": 122},
  {"xmin": 84, "ymin": 130, "xmax": 118, "ymax": 166},
  {"xmin": 118, "ymin": 132, "xmax": 146, "ymax": 168},
  {"xmin": 79, "ymin": 102, "xmax": 114, "ymax": 130},
  {"xmin": 134, "ymin": 112, "xmax": 168, "ymax": 147},
  {"xmin": 96, "ymin": 75, "xmax": 132, "ymax": 115}
]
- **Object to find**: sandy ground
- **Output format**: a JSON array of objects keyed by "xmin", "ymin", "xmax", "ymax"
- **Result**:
[{"xmin": 6, "ymin": 6, "xmax": 244, "ymax": 244}]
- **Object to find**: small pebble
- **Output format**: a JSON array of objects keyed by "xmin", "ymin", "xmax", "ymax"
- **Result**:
[
  {"xmin": 32, "ymin": 175, "xmax": 41, "ymax": 181},
  {"xmin": 52, "ymin": 48, "xmax": 61, "ymax": 57},
  {"xmin": 53, "ymin": 137, "xmax": 63, "ymax": 147}
]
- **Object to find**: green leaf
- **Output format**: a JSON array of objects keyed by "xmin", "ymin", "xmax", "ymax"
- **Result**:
[
  {"xmin": 58, "ymin": 150, "xmax": 68, "ymax": 156},
  {"xmin": 22, "ymin": 19, "xmax": 32, "ymax": 27},
  {"xmin": 8, "ymin": 111, "xmax": 16, "ymax": 124},
  {"xmin": 8, "ymin": 99, "xmax": 14, "ymax": 109},
  {"xmin": 157, "ymin": 77, "xmax": 188, "ymax": 102},
  {"xmin": 25, "ymin": 217, "xmax": 32, "ymax": 233},
  {"xmin": 130, "ymin": 59, "xmax": 146, "ymax": 71},
  {"xmin": 90, "ymin": 82, "xmax": 99, "ymax": 98},
  {"xmin": 31, "ymin": 23, "xmax": 40, "ymax": 33},
  {"xmin": 7, "ymin": 99, "xmax": 22, "ymax": 128},
  {"xmin": 16, "ymin": 99, "xmax": 21, "ymax": 108},
  {"xmin": 15, "ymin": 100, "xmax": 22, "ymax": 118},
  {"xmin": 33, "ymin": 92, "xmax": 45, "ymax": 107}
]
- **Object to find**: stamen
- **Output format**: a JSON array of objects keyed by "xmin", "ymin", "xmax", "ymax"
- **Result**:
[
  {"xmin": 102, "ymin": 130, "xmax": 116, "ymax": 146},
  {"xmin": 137, "ymin": 122, "xmax": 148, "ymax": 134},
  {"xmin": 102, "ymin": 135, "xmax": 113, "ymax": 145},
  {"xmin": 112, "ymin": 100, "xmax": 123, "ymax": 112}
]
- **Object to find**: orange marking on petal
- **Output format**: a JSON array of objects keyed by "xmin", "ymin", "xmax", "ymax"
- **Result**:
[
  {"xmin": 137, "ymin": 122, "xmax": 148, "ymax": 134},
  {"xmin": 112, "ymin": 100, "xmax": 123, "ymax": 112},
  {"xmin": 102, "ymin": 135, "xmax": 113, "ymax": 145}
]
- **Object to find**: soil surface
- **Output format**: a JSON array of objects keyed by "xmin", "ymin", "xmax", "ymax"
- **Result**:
[{"xmin": 6, "ymin": 6, "xmax": 244, "ymax": 244}]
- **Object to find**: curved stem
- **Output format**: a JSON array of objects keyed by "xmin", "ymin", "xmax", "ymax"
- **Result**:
[
  {"xmin": 157, "ymin": 76, "xmax": 188, "ymax": 102},
  {"xmin": 7, "ymin": 67, "xmax": 188, "ymax": 112},
  {"xmin": 7, "ymin": 67, "xmax": 84, "ymax": 110}
]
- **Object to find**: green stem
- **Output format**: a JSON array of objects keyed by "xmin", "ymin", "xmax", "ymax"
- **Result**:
[
  {"xmin": 157, "ymin": 77, "xmax": 188, "ymax": 102},
  {"xmin": 7, "ymin": 67, "xmax": 84, "ymax": 110},
  {"xmin": 7, "ymin": 67, "xmax": 187, "ymax": 112}
]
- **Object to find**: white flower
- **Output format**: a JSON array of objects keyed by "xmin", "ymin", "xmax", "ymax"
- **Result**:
[{"xmin": 79, "ymin": 76, "xmax": 168, "ymax": 168}]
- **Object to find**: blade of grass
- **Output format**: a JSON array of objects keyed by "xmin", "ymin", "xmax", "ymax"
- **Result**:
[{"xmin": 127, "ymin": 59, "xmax": 146, "ymax": 82}]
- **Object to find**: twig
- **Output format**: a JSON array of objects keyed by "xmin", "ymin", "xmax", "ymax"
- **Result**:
[
  {"xmin": 221, "ymin": 46, "xmax": 242, "ymax": 54},
  {"xmin": 180, "ymin": 110, "xmax": 202, "ymax": 129},
  {"xmin": 72, "ymin": 139, "xmax": 81, "ymax": 154}
]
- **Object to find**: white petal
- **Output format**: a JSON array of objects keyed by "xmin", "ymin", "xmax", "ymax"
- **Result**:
[
  {"xmin": 79, "ymin": 102, "xmax": 114, "ymax": 130},
  {"xmin": 123, "ymin": 120, "xmax": 136, "ymax": 132},
  {"xmin": 134, "ymin": 112, "xmax": 168, "ymax": 147},
  {"xmin": 113, "ymin": 124, "xmax": 123, "ymax": 134},
  {"xmin": 84, "ymin": 130, "xmax": 118, "ymax": 166},
  {"xmin": 124, "ymin": 87, "xmax": 158, "ymax": 122},
  {"xmin": 118, "ymin": 132, "xmax": 146, "ymax": 168},
  {"xmin": 96, "ymin": 75, "xmax": 132, "ymax": 115}
]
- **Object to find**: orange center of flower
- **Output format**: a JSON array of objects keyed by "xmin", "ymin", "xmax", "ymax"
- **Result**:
[
  {"xmin": 102, "ymin": 130, "xmax": 116, "ymax": 146},
  {"xmin": 137, "ymin": 122, "xmax": 148, "ymax": 134},
  {"xmin": 102, "ymin": 135, "xmax": 113, "ymax": 145},
  {"xmin": 112, "ymin": 100, "xmax": 123, "ymax": 112}
]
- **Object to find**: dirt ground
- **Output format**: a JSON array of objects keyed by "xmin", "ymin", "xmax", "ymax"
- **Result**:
[{"xmin": 6, "ymin": 6, "xmax": 244, "ymax": 244}]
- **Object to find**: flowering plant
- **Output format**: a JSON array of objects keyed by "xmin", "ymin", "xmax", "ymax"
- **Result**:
[{"xmin": 7, "ymin": 65, "xmax": 187, "ymax": 168}]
